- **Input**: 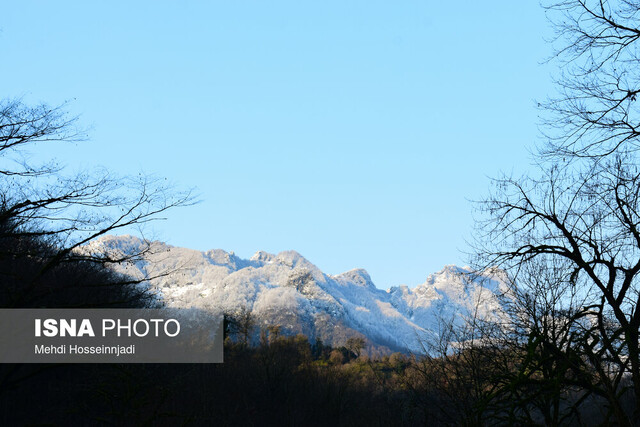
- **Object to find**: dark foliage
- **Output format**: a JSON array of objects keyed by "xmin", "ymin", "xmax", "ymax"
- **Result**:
[
  {"xmin": 0, "ymin": 335, "xmax": 416, "ymax": 426},
  {"xmin": 0, "ymin": 214, "xmax": 157, "ymax": 309}
]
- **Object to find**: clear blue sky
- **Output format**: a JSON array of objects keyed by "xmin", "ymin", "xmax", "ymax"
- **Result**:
[{"xmin": 1, "ymin": 1, "xmax": 553, "ymax": 288}]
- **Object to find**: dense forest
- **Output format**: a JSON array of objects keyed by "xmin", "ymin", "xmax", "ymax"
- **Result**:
[{"xmin": 1, "ymin": 319, "xmax": 633, "ymax": 425}]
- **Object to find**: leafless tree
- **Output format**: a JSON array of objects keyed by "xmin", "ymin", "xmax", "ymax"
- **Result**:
[
  {"xmin": 470, "ymin": 258, "xmax": 620, "ymax": 424},
  {"xmin": 225, "ymin": 307, "xmax": 255, "ymax": 347},
  {"xmin": 542, "ymin": 0, "xmax": 640, "ymax": 158},
  {"xmin": 0, "ymin": 98, "xmax": 195, "ymax": 308},
  {"xmin": 473, "ymin": 152, "xmax": 640, "ymax": 424}
]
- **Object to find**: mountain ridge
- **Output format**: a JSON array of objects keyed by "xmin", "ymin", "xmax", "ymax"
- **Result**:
[{"xmin": 87, "ymin": 235, "xmax": 504, "ymax": 353}]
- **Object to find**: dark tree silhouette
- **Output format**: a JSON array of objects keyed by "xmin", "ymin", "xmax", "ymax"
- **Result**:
[
  {"xmin": 0, "ymin": 98, "xmax": 194, "ymax": 308},
  {"xmin": 473, "ymin": 154, "xmax": 640, "ymax": 424},
  {"xmin": 542, "ymin": 0, "xmax": 640, "ymax": 158},
  {"xmin": 0, "ymin": 98, "xmax": 197, "ymax": 425}
]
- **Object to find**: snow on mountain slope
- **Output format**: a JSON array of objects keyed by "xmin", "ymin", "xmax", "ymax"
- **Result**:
[{"xmin": 88, "ymin": 235, "xmax": 504, "ymax": 353}]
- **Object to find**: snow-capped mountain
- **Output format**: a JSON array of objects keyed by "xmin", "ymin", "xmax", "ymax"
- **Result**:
[{"xmin": 88, "ymin": 235, "xmax": 506, "ymax": 353}]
